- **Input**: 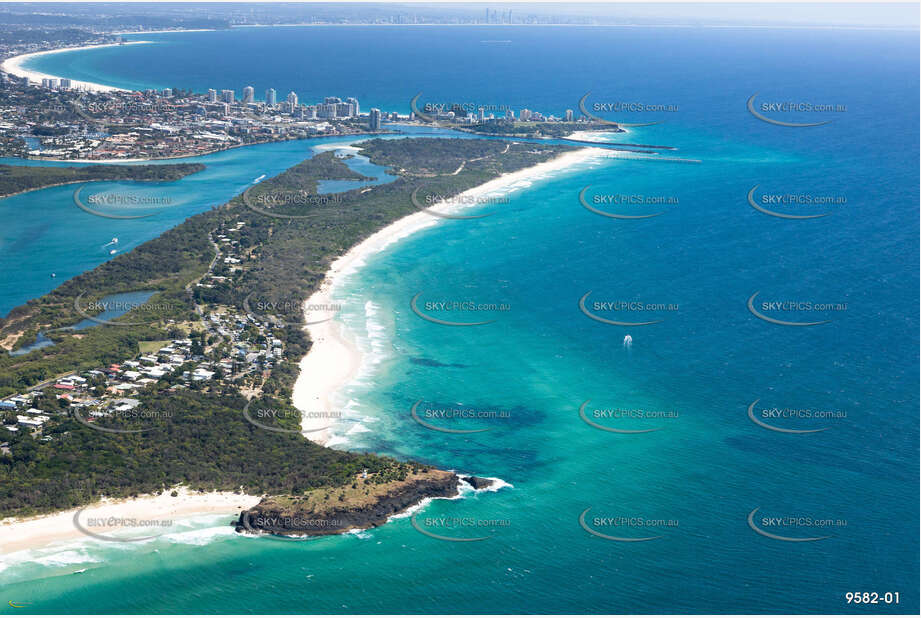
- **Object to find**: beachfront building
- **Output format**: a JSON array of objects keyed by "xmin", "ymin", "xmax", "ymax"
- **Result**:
[
  {"xmin": 324, "ymin": 103, "xmax": 339, "ymax": 119},
  {"xmin": 565, "ymin": 109, "xmax": 574, "ymax": 121},
  {"xmin": 346, "ymin": 97, "xmax": 360, "ymax": 117},
  {"xmin": 242, "ymin": 86, "xmax": 254, "ymax": 104},
  {"xmin": 369, "ymin": 108, "xmax": 382, "ymax": 130},
  {"xmin": 0, "ymin": 76, "xmax": 381, "ymax": 161},
  {"xmin": 336, "ymin": 101, "xmax": 354, "ymax": 117}
]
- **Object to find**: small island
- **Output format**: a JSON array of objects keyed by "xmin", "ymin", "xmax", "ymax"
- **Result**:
[{"xmin": 0, "ymin": 162, "xmax": 206, "ymax": 199}]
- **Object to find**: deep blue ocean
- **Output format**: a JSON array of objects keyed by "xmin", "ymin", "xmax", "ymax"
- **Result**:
[{"xmin": 2, "ymin": 25, "xmax": 918, "ymax": 614}]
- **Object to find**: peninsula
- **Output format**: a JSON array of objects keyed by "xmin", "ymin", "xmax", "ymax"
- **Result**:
[{"xmin": 0, "ymin": 137, "xmax": 580, "ymax": 542}]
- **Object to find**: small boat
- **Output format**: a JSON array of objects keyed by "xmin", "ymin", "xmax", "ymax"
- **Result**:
[
  {"xmin": 109, "ymin": 249, "xmax": 117, "ymax": 255},
  {"xmin": 73, "ymin": 568, "xmax": 87, "ymax": 574},
  {"xmin": 50, "ymin": 273, "xmax": 56, "ymax": 278},
  {"xmin": 253, "ymin": 174, "xmax": 266, "ymax": 184}
]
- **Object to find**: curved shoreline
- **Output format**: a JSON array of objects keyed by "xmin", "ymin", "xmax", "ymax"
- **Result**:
[
  {"xmin": 0, "ymin": 168, "xmax": 199, "ymax": 200},
  {"xmin": 291, "ymin": 146, "xmax": 614, "ymax": 447},
  {"xmin": 0, "ymin": 41, "xmax": 152, "ymax": 93},
  {"xmin": 0, "ymin": 178, "xmax": 101, "ymax": 201},
  {"xmin": 0, "ymin": 145, "xmax": 612, "ymax": 554},
  {"xmin": 0, "ymin": 487, "xmax": 261, "ymax": 556}
]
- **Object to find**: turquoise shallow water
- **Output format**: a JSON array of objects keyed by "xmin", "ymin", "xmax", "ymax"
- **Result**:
[
  {"xmin": 0, "ymin": 128, "xmax": 442, "ymax": 316},
  {"xmin": 3, "ymin": 24, "xmax": 918, "ymax": 614},
  {"xmin": 0, "ymin": 138, "xmax": 364, "ymax": 316}
]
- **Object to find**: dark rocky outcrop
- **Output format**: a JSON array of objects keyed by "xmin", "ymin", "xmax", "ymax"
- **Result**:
[
  {"xmin": 235, "ymin": 469, "xmax": 459, "ymax": 537},
  {"xmin": 461, "ymin": 475, "xmax": 495, "ymax": 490}
]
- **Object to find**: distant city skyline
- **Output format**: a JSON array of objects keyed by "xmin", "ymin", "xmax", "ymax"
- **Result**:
[{"xmin": 0, "ymin": 2, "xmax": 914, "ymax": 29}]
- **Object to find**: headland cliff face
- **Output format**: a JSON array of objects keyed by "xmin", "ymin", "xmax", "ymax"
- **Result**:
[{"xmin": 235, "ymin": 469, "xmax": 482, "ymax": 537}]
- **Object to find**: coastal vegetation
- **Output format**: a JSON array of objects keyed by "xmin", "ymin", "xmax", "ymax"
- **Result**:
[
  {"xmin": 458, "ymin": 119, "xmax": 620, "ymax": 138},
  {"xmin": 0, "ymin": 162, "xmax": 205, "ymax": 198},
  {"xmin": 0, "ymin": 138, "xmax": 572, "ymax": 518},
  {"xmin": 236, "ymin": 469, "xmax": 459, "ymax": 537}
]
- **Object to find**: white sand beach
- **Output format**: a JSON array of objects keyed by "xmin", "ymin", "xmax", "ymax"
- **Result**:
[
  {"xmin": 111, "ymin": 28, "xmax": 214, "ymax": 35},
  {"xmin": 291, "ymin": 146, "xmax": 612, "ymax": 446},
  {"xmin": 0, "ymin": 41, "xmax": 152, "ymax": 92},
  {"xmin": 0, "ymin": 487, "xmax": 261, "ymax": 554}
]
